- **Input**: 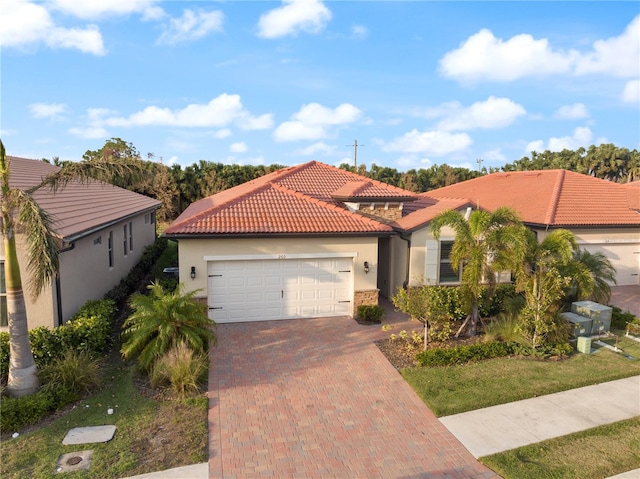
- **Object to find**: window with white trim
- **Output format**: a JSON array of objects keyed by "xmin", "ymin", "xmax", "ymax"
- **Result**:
[
  {"xmin": 439, "ymin": 241, "xmax": 461, "ymax": 283},
  {"xmin": 108, "ymin": 231, "xmax": 114, "ymax": 268},
  {"xmin": 123, "ymin": 224, "xmax": 128, "ymax": 256}
]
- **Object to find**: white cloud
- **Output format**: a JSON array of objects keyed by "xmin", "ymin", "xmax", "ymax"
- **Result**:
[
  {"xmin": 274, "ymin": 102, "xmax": 362, "ymax": 142},
  {"xmin": 230, "ymin": 142, "xmax": 248, "ymax": 153},
  {"xmin": 351, "ymin": 25, "xmax": 368, "ymax": 39},
  {"xmin": 435, "ymin": 97, "xmax": 526, "ymax": 131},
  {"xmin": 29, "ymin": 103, "xmax": 67, "ymax": 120},
  {"xmin": 68, "ymin": 126, "xmax": 108, "ymax": 139},
  {"xmin": 526, "ymin": 126, "xmax": 594, "ymax": 153},
  {"xmin": 481, "ymin": 148, "xmax": 508, "ymax": 163},
  {"xmin": 105, "ymin": 94, "xmax": 272, "ymax": 129},
  {"xmin": 439, "ymin": 15, "xmax": 640, "ymax": 83},
  {"xmin": 554, "ymin": 103, "xmax": 589, "ymax": 119},
  {"xmin": 382, "ymin": 129, "xmax": 473, "ymax": 156},
  {"xmin": 297, "ymin": 142, "xmax": 336, "ymax": 156},
  {"xmin": 51, "ymin": 0, "xmax": 164, "ymax": 21},
  {"xmin": 0, "ymin": 0, "xmax": 105, "ymax": 55},
  {"xmin": 575, "ymin": 15, "xmax": 640, "ymax": 77},
  {"xmin": 257, "ymin": 0, "xmax": 331, "ymax": 39},
  {"xmin": 157, "ymin": 9, "xmax": 224, "ymax": 45},
  {"xmin": 214, "ymin": 129, "xmax": 232, "ymax": 139},
  {"xmin": 439, "ymin": 29, "xmax": 575, "ymax": 82},
  {"xmin": 622, "ymin": 79, "xmax": 640, "ymax": 103}
]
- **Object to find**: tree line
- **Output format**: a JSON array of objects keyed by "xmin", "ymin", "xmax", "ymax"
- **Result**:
[{"xmin": 45, "ymin": 138, "xmax": 640, "ymax": 223}]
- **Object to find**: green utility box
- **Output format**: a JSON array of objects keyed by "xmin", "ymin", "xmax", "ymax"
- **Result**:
[
  {"xmin": 561, "ymin": 312, "xmax": 593, "ymax": 338},
  {"xmin": 571, "ymin": 301, "xmax": 612, "ymax": 335},
  {"xmin": 577, "ymin": 336, "xmax": 592, "ymax": 354}
]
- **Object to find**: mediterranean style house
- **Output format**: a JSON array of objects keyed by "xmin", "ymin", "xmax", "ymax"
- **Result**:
[
  {"xmin": 163, "ymin": 161, "xmax": 640, "ymax": 324},
  {"xmin": 2, "ymin": 156, "xmax": 160, "ymax": 330}
]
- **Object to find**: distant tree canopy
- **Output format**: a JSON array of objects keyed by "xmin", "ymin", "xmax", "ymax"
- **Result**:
[{"xmin": 44, "ymin": 140, "xmax": 640, "ymax": 223}]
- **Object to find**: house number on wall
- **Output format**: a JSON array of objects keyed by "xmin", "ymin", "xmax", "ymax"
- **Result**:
[{"xmin": 277, "ymin": 254, "xmax": 286, "ymax": 259}]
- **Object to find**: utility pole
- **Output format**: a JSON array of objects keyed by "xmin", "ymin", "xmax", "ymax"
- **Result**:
[
  {"xmin": 476, "ymin": 158, "xmax": 483, "ymax": 173},
  {"xmin": 347, "ymin": 139, "xmax": 364, "ymax": 168}
]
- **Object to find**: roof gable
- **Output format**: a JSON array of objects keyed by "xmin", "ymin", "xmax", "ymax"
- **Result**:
[
  {"xmin": 426, "ymin": 169, "xmax": 640, "ymax": 227},
  {"xmin": 165, "ymin": 161, "xmax": 410, "ymax": 236},
  {"xmin": 8, "ymin": 156, "xmax": 161, "ymax": 240}
]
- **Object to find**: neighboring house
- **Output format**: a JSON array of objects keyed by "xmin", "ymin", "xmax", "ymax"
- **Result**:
[
  {"xmin": 425, "ymin": 169, "xmax": 640, "ymax": 286},
  {"xmin": 164, "ymin": 162, "xmax": 640, "ymax": 324},
  {"xmin": 1, "ymin": 156, "xmax": 161, "ymax": 330}
]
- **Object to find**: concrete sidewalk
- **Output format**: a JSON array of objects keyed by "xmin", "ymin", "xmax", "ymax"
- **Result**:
[{"xmin": 440, "ymin": 375, "xmax": 640, "ymax": 457}]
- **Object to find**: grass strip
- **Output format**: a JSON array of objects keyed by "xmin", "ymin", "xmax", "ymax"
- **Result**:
[
  {"xmin": 401, "ymin": 340, "xmax": 640, "ymax": 417},
  {"xmin": 0, "ymin": 364, "xmax": 208, "ymax": 479},
  {"xmin": 481, "ymin": 417, "xmax": 640, "ymax": 479}
]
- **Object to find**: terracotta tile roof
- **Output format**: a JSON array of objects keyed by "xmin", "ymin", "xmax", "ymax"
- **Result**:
[
  {"xmin": 393, "ymin": 196, "xmax": 473, "ymax": 232},
  {"xmin": 623, "ymin": 181, "xmax": 640, "ymax": 211},
  {"xmin": 426, "ymin": 169, "xmax": 640, "ymax": 227},
  {"xmin": 165, "ymin": 161, "xmax": 410, "ymax": 236},
  {"xmin": 8, "ymin": 156, "xmax": 160, "ymax": 241}
]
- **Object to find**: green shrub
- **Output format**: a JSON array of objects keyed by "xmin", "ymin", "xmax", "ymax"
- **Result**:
[
  {"xmin": 0, "ymin": 384, "xmax": 77, "ymax": 433},
  {"xmin": 611, "ymin": 306, "xmax": 638, "ymax": 330},
  {"xmin": 625, "ymin": 318, "xmax": 640, "ymax": 336},
  {"xmin": 150, "ymin": 342, "xmax": 208, "ymax": 398},
  {"xmin": 357, "ymin": 305, "xmax": 385, "ymax": 323},
  {"xmin": 416, "ymin": 341, "xmax": 517, "ymax": 367},
  {"xmin": 39, "ymin": 350, "xmax": 102, "ymax": 396}
]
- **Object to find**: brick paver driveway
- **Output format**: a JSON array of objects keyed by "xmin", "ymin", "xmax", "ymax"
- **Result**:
[{"xmin": 208, "ymin": 310, "xmax": 498, "ymax": 479}]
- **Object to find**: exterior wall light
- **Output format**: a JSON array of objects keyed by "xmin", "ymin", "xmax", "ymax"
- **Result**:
[
  {"xmin": 190, "ymin": 266, "xmax": 196, "ymax": 279},
  {"xmin": 364, "ymin": 261, "xmax": 369, "ymax": 274}
]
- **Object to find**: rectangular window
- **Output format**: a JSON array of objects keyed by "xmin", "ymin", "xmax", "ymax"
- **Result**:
[
  {"xmin": 0, "ymin": 262, "xmax": 6, "ymax": 327},
  {"xmin": 108, "ymin": 231, "xmax": 114, "ymax": 268},
  {"xmin": 128, "ymin": 221, "xmax": 133, "ymax": 251},
  {"xmin": 123, "ymin": 224, "xmax": 128, "ymax": 256},
  {"xmin": 150, "ymin": 211, "xmax": 155, "ymax": 224},
  {"xmin": 439, "ymin": 241, "xmax": 461, "ymax": 283}
]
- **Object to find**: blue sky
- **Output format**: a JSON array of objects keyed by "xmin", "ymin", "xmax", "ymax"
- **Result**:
[{"xmin": 2, "ymin": 1, "xmax": 639, "ymax": 171}]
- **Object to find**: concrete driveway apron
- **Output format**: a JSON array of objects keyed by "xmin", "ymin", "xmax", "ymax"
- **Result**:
[{"xmin": 208, "ymin": 314, "xmax": 498, "ymax": 479}]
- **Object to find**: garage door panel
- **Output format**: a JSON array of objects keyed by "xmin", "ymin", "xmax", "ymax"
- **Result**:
[
  {"xmin": 582, "ymin": 244, "xmax": 640, "ymax": 286},
  {"xmin": 208, "ymin": 257, "xmax": 354, "ymax": 323}
]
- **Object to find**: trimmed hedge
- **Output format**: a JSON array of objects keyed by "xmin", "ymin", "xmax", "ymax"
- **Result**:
[
  {"xmin": 416, "ymin": 341, "xmax": 517, "ymax": 367},
  {"xmin": 357, "ymin": 305, "xmax": 385, "ymax": 323},
  {"xmin": 0, "ymin": 299, "xmax": 115, "ymax": 380},
  {"xmin": 1, "ymin": 385, "xmax": 78, "ymax": 433}
]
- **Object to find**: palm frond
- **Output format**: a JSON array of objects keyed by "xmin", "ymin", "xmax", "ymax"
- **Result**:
[
  {"xmin": 28, "ymin": 156, "xmax": 146, "ymax": 194},
  {"xmin": 15, "ymin": 189, "xmax": 60, "ymax": 299}
]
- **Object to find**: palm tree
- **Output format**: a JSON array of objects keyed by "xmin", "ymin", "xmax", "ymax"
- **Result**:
[
  {"xmin": 561, "ymin": 249, "xmax": 616, "ymax": 305},
  {"xmin": 511, "ymin": 229, "xmax": 594, "ymax": 349},
  {"xmin": 121, "ymin": 282, "xmax": 216, "ymax": 372},
  {"xmin": 1, "ymin": 139, "xmax": 144, "ymax": 397},
  {"xmin": 430, "ymin": 206, "xmax": 525, "ymax": 337}
]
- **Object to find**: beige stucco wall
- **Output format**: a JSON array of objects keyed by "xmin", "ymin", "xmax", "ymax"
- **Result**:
[
  {"xmin": 0, "ymin": 212, "xmax": 157, "ymax": 332},
  {"xmin": 58, "ymin": 213, "xmax": 157, "ymax": 321},
  {"xmin": 176, "ymin": 236, "xmax": 379, "ymax": 301},
  {"xmin": 389, "ymin": 236, "xmax": 408, "ymax": 297},
  {"xmin": 406, "ymin": 225, "xmax": 457, "ymax": 287},
  {"xmin": 535, "ymin": 227, "xmax": 640, "ymax": 286},
  {"xmin": 0, "ymin": 234, "xmax": 57, "ymax": 331}
]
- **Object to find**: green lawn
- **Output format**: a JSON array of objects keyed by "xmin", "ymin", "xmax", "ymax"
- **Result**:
[
  {"xmin": 0, "ymin": 363, "xmax": 208, "ymax": 479},
  {"xmin": 482, "ymin": 418, "xmax": 640, "ymax": 479},
  {"xmin": 402, "ymin": 337, "xmax": 640, "ymax": 417},
  {"xmin": 401, "ymin": 334, "xmax": 640, "ymax": 479}
]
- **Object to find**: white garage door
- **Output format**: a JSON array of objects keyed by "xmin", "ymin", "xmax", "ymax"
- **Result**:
[
  {"xmin": 582, "ymin": 243, "xmax": 640, "ymax": 286},
  {"xmin": 207, "ymin": 257, "xmax": 353, "ymax": 323}
]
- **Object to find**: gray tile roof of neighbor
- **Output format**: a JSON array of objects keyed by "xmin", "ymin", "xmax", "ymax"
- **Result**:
[{"xmin": 8, "ymin": 156, "xmax": 160, "ymax": 241}]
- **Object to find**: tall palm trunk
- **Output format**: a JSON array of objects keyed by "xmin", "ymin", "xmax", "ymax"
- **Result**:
[
  {"xmin": 3, "ymin": 214, "xmax": 39, "ymax": 397},
  {"xmin": 2, "ymin": 142, "xmax": 39, "ymax": 397}
]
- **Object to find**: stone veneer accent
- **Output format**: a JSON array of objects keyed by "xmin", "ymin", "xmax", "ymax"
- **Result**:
[
  {"xmin": 357, "ymin": 203, "xmax": 403, "ymax": 222},
  {"xmin": 353, "ymin": 289, "xmax": 380, "ymax": 315}
]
